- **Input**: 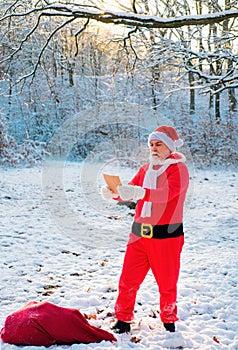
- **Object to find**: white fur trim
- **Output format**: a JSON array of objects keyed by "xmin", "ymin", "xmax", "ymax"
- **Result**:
[
  {"xmin": 148, "ymin": 132, "xmax": 175, "ymax": 151},
  {"xmin": 174, "ymin": 139, "xmax": 184, "ymax": 147},
  {"xmin": 162, "ymin": 152, "xmax": 186, "ymax": 165}
]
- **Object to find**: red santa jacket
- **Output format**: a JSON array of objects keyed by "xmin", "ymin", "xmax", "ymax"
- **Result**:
[{"xmin": 129, "ymin": 153, "xmax": 189, "ymax": 229}]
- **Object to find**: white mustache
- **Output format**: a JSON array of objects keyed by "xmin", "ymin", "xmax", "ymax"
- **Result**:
[{"xmin": 149, "ymin": 153, "xmax": 165, "ymax": 165}]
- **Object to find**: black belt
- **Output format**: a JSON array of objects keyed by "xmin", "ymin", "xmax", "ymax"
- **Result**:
[{"xmin": 131, "ymin": 221, "xmax": 184, "ymax": 239}]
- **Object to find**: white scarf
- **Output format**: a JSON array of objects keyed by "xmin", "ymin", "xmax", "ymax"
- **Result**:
[{"xmin": 141, "ymin": 153, "xmax": 186, "ymax": 218}]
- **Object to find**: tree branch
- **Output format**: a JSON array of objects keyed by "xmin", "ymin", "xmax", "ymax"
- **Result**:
[
  {"xmin": 1, "ymin": 2, "xmax": 238, "ymax": 90},
  {"xmin": 74, "ymin": 18, "xmax": 90, "ymax": 56},
  {"xmin": 41, "ymin": 6, "xmax": 238, "ymax": 28},
  {"xmin": 2, "ymin": 4, "xmax": 238, "ymax": 29},
  {"xmin": 15, "ymin": 17, "xmax": 76, "ymax": 85}
]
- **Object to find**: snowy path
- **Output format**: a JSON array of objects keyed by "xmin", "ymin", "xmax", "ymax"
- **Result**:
[{"xmin": 0, "ymin": 164, "xmax": 237, "ymax": 350}]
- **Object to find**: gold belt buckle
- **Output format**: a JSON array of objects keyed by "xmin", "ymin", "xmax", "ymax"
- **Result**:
[{"xmin": 141, "ymin": 223, "xmax": 153, "ymax": 238}]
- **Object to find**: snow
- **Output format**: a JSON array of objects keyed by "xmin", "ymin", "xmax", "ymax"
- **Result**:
[{"xmin": 0, "ymin": 162, "xmax": 238, "ymax": 350}]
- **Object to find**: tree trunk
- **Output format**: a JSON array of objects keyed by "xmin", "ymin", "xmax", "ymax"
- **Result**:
[
  {"xmin": 151, "ymin": 63, "xmax": 160, "ymax": 111},
  {"xmin": 228, "ymin": 88, "xmax": 237, "ymax": 112},
  {"xmin": 223, "ymin": 0, "xmax": 237, "ymax": 112},
  {"xmin": 188, "ymin": 70, "xmax": 195, "ymax": 114},
  {"xmin": 196, "ymin": 0, "xmax": 203, "ymax": 71},
  {"xmin": 68, "ymin": 62, "xmax": 74, "ymax": 87},
  {"xmin": 215, "ymin": 93, "xmax": 221, "ymax": 122}
]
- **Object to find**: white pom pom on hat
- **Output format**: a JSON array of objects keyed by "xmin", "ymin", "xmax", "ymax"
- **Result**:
[{"xmin": 148, "ymin": 125, "xmax": 184, "ymax": 152}]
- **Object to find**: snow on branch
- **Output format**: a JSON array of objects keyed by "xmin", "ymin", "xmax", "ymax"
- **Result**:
[
  {"xmin": 17, "ymin": 17, "xmax": 76, "ymax": 84},
  {"xmin": 1, "ymin": 4, "xmax": 238, "ymax": 29},
  {"xmin": 0, "ymin": 2, "xmax": 237, "ymax": 90},
  {"xmin": 40, "ymin": 6, "xmax": 238, "ymax": 28}
]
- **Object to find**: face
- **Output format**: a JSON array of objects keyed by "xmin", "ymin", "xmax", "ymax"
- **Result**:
[{"xmin": 149, "ymin": 140, "xmax": 171, "ymax": 164}]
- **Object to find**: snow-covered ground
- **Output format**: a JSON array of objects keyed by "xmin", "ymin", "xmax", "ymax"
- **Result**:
[{"xmin": 0, "ymin": 163, "xmax": 237, "ymax": 350}]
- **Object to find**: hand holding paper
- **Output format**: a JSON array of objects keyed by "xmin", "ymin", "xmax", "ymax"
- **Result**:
[
  {"xmin": 101, "ymin": 173, "xmax": 121, "ymax": 200},
  {"xmin": 117, "ymin": 185, "xmax": 145, "ymax": 201},
  {"xmin": 102, "ymin": 174, "xmax": 145, "ymax": 201},
  {"xmin": 101, "ymin": 186, "xmax": 118, "ymax": 200},
  {"xmin": 103, "ymin": 174, "xmax": 121, "ymax": 194}
]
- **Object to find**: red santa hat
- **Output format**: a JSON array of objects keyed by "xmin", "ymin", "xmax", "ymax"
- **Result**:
[{"xmin": 148, "ymin": 125, "xmax": 183, "ymax": 152}]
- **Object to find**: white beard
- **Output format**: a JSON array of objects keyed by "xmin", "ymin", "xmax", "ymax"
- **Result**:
[{"xmin": 149, "ymin": 154, "xmax": 167, "ymax": 165}]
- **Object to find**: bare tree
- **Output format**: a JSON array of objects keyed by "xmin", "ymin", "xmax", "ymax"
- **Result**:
[
  {"xmin": 1, "ymin": 1, "xmax": 238, "ymax": 83},
  {"xmin": 0, "ymin": 0, "xmax": 237, "ymax": 123},
  {"xmin": 141, "ymin": 0, "xmax": 238, "ymax": 118}
]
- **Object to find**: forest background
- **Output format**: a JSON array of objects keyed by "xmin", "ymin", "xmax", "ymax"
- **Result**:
[{"xmin": 0, "ymin": 0, "xmax": 238, "ymax": 168}]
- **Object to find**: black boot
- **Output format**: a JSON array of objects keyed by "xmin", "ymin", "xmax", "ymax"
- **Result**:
[
  {"xmin": 164, "ymin": 322, "xmax": 175, "ymax": 332},
  {"xmin": 111, "ymin": 320, "xmax": 131, "ymax": 334}
]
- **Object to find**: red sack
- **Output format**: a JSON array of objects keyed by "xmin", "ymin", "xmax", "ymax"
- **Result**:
[{"xmin": 0, "ymin": 301, "xmax": 117, "ymax": 346}]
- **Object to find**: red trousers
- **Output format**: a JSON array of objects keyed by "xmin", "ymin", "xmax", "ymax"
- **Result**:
[{"xmin": 115, "ymin": 234, "xmax": 184, "ymax": 323}]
